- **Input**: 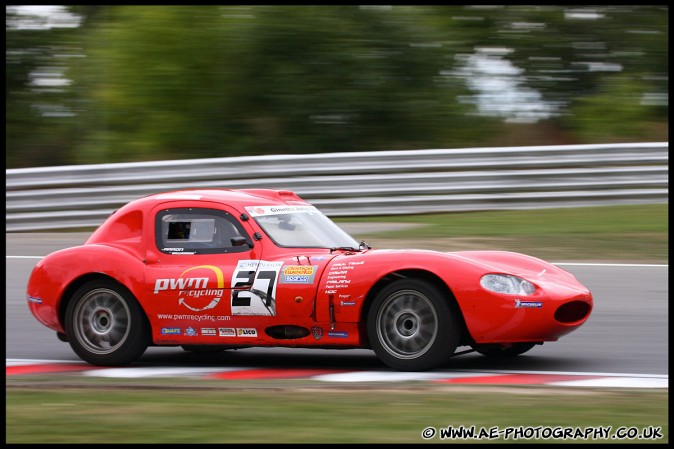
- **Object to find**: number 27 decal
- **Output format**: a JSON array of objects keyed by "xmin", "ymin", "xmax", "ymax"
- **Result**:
[{"xmin": 230, "ymin": 260, "xmax": 284, "ymax": 316}]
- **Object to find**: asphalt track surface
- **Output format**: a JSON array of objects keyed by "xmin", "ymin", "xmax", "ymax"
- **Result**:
[{"xmin": 5, "ymin": 232, "xmax": 668, "ymax": 385}]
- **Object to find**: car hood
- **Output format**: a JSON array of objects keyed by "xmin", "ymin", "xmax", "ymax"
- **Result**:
[
  {"xmin": 353, "ymin": 248, "xmax": 577, "ymax": 283},
  {"xmin": 443, "ymin": 250, "xmax": 577, "ymax": 282}
]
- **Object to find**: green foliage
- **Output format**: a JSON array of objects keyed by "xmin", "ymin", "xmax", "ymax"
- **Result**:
[
  {"xmin": 568, "ymin": 76, "xmax": 668, "ymax": 142},
  {"xmin": 75, "ymin": 6, "xmax": 486, "ymax": 162},
  {"xmin": 5, "ymin": 6, "xmax": 668, "ymax": 168}
]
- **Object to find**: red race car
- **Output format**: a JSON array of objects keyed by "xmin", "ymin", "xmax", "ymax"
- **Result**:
[{"xmin": 26, "ymin": 189, "xmax": 593, "ymax": 371}]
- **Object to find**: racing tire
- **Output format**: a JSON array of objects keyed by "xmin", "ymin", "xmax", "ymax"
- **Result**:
[
  {"xmin": 472, "ymin": 342, "xmax": 537, "ymax": 358},
  {"xmin": 65, "ymin": 279, "xmax": 150, "ymax": 366},
  {"xmin": 367, "ymin": 278, "xmax": 460, "ymax": 371}
]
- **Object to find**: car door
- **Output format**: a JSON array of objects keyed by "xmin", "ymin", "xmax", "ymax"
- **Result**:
[{"xmin": 143, "ymin": 202, "xmax": 267, "ymax": 342}]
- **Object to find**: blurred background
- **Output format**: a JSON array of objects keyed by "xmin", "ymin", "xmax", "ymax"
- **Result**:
[
  {"xmin": 5, "ymin": 8, "xmax": 669, "ymax": 444},
  {"xmin": 6, "ymin": 5, "xmax": 668, "ymax": 169}
]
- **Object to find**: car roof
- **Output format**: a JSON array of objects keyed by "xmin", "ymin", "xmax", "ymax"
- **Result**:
[
  {"xmin": 136, "ymin": 188, "xmax": 308, "ymax": 209},
  {"xmin": 85, "ymin": 189, "xmax": 310, "ymax": 245}
]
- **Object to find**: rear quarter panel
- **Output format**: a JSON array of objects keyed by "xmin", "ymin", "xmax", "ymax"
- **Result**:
[{"xmin": 26, "ymin": 244, "xmax": 147, "ymax": 332}]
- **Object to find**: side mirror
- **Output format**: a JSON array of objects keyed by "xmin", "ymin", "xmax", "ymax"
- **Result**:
[{"xmin": 231, "ymin": 236, "xmax": 252, "ymax": 248}]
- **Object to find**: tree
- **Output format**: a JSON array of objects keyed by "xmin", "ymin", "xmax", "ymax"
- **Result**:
[
  {"xmin": 440, "ymin": 5, "xmax": 668, "ymax": 141},
  {"xmin": 73, "ymin": 5, "xmax": 492, "ymax": 163},
  {"xmin": 6, "ymin": 5, "xmax": 667, "ymax": 168},
  {"xmin": 6, "ymin": 6, "xmax": 85, "ymax": 167}
]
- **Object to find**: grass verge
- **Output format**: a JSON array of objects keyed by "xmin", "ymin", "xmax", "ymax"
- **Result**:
[
  {"xmin": 5, "ymin": 383, "xmax": 668, "ymax": 444},
  {"xmin": 336, "ymin": 204, "xmax": 668, "ymax": 262}
]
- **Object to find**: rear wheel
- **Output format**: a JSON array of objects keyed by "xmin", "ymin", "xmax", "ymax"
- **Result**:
[
  {"xmin": 65, "ymin": 279, "xmax": 149, "ymax": 366},
  {"xmin": 472, "ymin": 342, "xmax": 537, "ymax": 358},
  {"xmin": 367, "ymin": 279, "xmax": 459, "ymax": 371}
]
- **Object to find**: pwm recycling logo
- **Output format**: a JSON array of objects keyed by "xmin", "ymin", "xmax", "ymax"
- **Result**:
[{"xmin": 154, "ymin": 265, "xmax": 225, "ymax": 312}]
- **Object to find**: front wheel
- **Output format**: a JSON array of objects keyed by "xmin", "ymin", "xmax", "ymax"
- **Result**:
[
  {"xmin": 367, "ymin": 279, "xmax": 460, "ymax": 371},
  {"xmin": 65, "ymin": 279, "xmax": 150, "ymax": 366}
]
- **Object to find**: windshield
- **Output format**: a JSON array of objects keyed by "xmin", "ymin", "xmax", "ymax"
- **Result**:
[{"xmin": 245, "ymin": 205, "xmax": 360, "ymax": 249}]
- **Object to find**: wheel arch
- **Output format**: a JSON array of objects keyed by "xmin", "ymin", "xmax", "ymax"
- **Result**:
[
  {"xmin": 359, "ymin": 269, "xmax": 469, "ymax": 345},
  {"xmin": 58, "ymin": 273, "xmax": 151, "ymax": 338}
]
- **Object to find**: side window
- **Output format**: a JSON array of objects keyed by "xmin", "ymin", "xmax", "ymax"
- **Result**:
[{"xmin": 155, "ymin": 208, "xmax": 251, "ymax": 254}]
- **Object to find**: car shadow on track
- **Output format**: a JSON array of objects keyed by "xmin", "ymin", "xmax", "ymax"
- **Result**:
[
  {"xmin": 135, "ymin": 347, "xmax": 383, "ymax": 370},
  {"xmin": 132, "ymin": 346, "xmax": 580, "ymax": 373}
]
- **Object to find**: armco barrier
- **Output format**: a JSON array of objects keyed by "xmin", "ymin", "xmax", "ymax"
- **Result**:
[{"xmin": 5, "ymin": 142, "xmax": 668, "ymax": 231}]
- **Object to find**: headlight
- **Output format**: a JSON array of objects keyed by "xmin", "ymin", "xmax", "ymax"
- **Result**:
[{"xmin": 480, "ymin": 274, "xmax": 536, "ymax": 295}]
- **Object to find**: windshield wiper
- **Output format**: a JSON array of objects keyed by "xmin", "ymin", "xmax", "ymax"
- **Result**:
[
  {"xmin": 329, "ymin": 241, "xmax": 371, "ymax": 253},
  {"xmin": 329, "ymin": 246, "xmax": 358, "ymax": 253}
]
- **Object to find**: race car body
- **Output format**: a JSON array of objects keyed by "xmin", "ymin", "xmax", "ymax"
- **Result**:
[{"xmin": 26, "ymin": 189, "xmax": 593, "ymax": 371}]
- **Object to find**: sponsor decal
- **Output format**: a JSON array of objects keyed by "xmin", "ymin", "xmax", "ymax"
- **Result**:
[
  {"xmin": 231, "ymin": 260, "xmax": 284, "ymax": 316},
  {"xmin": 283, "ymin": 266, "xmax": 315, "ymax": 276},
  {"xmin": 245, "ymin": 205, "xmax": 318, "ymax": 217},
  {"xmin": 328, "ymin": 331, "xmax": 349, "ymax": 338},
  {"xmin": 154, "ymin": 265, "xmax": 225, "ymax": 312},
  {"xmin": 280, "ymin": 265, "xmax": 318, "ymax": 284},
  {"xmin": 156, "ymin": 313, "xmax": 231, "ymax": 322},
  {"xmin": 218, "ymin": 327, "xmax": 236, "ymax": 337},
  {"xmin": 154, "ymin": 276, "xmax": 209, "ymax": 293},
  {"xmin": 237, "ymin": 328, "xmax": 258, "ymax": 337},
  {"xmin": 201, "ymin": 328, "xmax": 217, "ymax": 336},
  {"xmin": 185, "ymin": 327, "xmax": 198, "ymax": 336},
  {"xmin": 162, "ymin": 247, "xmax": 184, "ymax": 252},
  {"xmin": 311, "ymin": 326, "xmax": 324, "ymax": 340},
  {"xmin": 515, "ymin": 299, "xmax": 543, "ymax": 309},
  {"xmin": 323, "ymin": 261, "xmax": 363, "ymax": 293},
  {"xmin": 284, "ymin": 276, "xmax": 308, "ymax": 283},
  {"xmin": 338, "ymin": 294, "xmax": 355, "ymax": 306},
  {"xmin": 161, "ymin": 327, "xmax": 181, "ymax": 335}
]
